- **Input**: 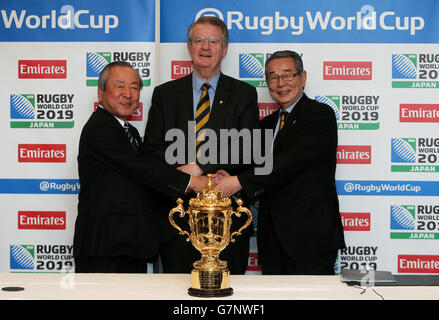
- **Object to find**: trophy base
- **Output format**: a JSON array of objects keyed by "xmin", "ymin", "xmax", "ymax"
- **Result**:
[
  {"xmin": 188, "ymin": 287, "xmax": 233, "ymax": 297},
  {"xmin": 189, "ymin": 269, "xmax": 233, "ymax": 297}
]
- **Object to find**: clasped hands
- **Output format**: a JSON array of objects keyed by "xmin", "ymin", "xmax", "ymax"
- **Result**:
[{"xmin": 178, "ymin": 163, "xmax": 242, "ymax": 197}]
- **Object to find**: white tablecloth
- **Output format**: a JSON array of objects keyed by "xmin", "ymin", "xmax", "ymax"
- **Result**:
[{"xmin": 1, "ymin": 273, "xmax": 438, "ymax": 300}]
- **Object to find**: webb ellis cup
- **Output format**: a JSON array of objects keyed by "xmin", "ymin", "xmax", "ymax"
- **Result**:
[{"xmin": 169, "ymin": 174, "xmax": 252, "ymax": 297}]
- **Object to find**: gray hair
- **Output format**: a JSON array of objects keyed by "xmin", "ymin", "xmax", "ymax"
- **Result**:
[
  {"xmin": 187, "ymin": 16, "xmax": 229, "ymax": 47},
  {"xmin": 265, "ymin": 50, "xmax": 304, "ymax": 79},
  {"xmin": 98, "ymin": 61, "xmax": 143, "ymax": 91}
]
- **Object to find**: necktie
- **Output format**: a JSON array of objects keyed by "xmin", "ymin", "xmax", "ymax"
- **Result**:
[
  {"xmin": 124, "ymin": 122, "xmax": 137, "ymax": 151},
  {"xmin": 279, "ymin": 111, "xmax": 288, "ymax": 131},
  {"xmin": 273, "ymin": 111, "xmax": 289, "ymax": 152},
  {"xmin": 195, "ymin": 83, "xmax": 211, "ymax": 158}
]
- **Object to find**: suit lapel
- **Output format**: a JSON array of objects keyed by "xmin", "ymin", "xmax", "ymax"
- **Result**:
[
  {"xmin": 262, "ymin": 109, "xmax": 280, "ymax": 153},
  {"xmin": 96, "ymin": 106, "xmax": 121, "ymax": 129},
  {"xmin": 96, "ymin": 107, "xmax": 141, "ymax": 150},
  {"xmin": 288, "ymin": 94, "xmax": 309, "ymax": 124},
  {"xmin": 272, "ymin": 94, "xmax": 308, "ymax": 145},
  {"xmin": 177, "ymin": 74, "xmax": 195, "ymax": 126},
  {"xmin": 278, "ymin": 94, "xmax": 309, "ymax": 136},
  {"xmin": 262, "ymin": 109, "xmax": 279, "ymax": 130},
  {"xmin": 209, "ymin": 73, "xmax": 229, "ymax": 126}
]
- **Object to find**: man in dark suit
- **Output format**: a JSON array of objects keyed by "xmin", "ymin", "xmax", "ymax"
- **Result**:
[
  {"xmin": 73, "ymin": 61, "xmax": 207, "ymax": 273},
  {"xmin": 143, "ymin": 16, "xmax": 259, "ymax": 274},
  {"xmin": 214, "ymin": 51, "xmax": 345, "ymax": 275}
]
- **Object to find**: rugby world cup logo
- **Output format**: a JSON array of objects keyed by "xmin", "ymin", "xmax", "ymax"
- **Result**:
[
  {"xmin": 390, "ymin": 205, "xmax": 439, "ymax": 240},
  {"xmin": 10, "ymin": 94, "xmax": 35, "ymax": 119},
  {"xmin": 315, "ymin": 95, "xmax": 380, "ymax": 130},
  {"xmin": 392, "ymin": 54, "xmax": 417, "ymax": 79},
  {"xmin": 10, "ymin": 93, "xmax": 75, "ymax": 129},
  {"xmin": 86, "ymin": 52, "xmax": 111, "ymax": 86},
  {"xmin": 391, "ymin": 137, "xmax": 439, "ymax": 172},
  {"xmin": 10, "ymin": 244, "xmax": 35, "ymax": 270},
  {"xmin": 391, "ymin": 138, "xmax": 416, "ymax": 163},
  {"xmin": 86, "ymin": 51, "xmax": 152, "ymax": 87},
  {"xmin": 390, "ymin": 205, "xmax": 415, "ymax": 231},
  {"xmin": 239, "ymin": 53, "xmax": 266, "ymax": 87},
  {"xmin": 391, "ymin": 53, "xmax": 438, "ymax": 88},
  {"xmin": 239, "ymin": 53, "xmax": 264, "ymax": 78}
]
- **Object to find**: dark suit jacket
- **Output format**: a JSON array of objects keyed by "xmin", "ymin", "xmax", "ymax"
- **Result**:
[
  {"xmin": 143, "ymin": 73, "xmax": 259, "ymax": 241},
  {"xmin": 73, "ymin": 107, "xmax": 190, "ymax": 259},
  {"xmin": 238, "ymin": 94, "xmax": 346, "ymax": 261}
]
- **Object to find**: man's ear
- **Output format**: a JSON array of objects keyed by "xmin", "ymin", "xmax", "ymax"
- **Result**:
[
  {"xmin": 222, "ymin": 44, "xmax": 228, "ymax": 58},
  {"xmin": 97, "ymin": 87, "xmax": 103, "ymax": 103}
]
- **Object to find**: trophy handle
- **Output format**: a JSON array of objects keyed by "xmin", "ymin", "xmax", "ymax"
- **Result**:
[
  {"xmin": 169, "ymin": 198, "xmax": 191, "ymax": 242},
  {"xmin": 230, "ymin": 199, "xmax": 253, "ymax": 243}
]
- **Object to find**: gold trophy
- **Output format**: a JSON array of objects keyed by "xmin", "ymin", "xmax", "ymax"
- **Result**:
[{"xmin": 169, "ymin": 174, "xmax": 252, "ymax": 297}]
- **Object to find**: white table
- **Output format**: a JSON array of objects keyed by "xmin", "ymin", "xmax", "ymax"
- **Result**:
[{"xmin": 0, "ymin": 273, "xmax": 438, "ymax": 300}]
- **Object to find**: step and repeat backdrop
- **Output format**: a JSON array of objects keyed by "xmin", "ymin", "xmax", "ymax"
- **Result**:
[{"xmin": 1, "ymin": 0, "xmax": 438, "ymax": 275}]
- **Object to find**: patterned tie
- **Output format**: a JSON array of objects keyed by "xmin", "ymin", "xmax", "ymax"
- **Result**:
[
  {"xmin": 124, "ymin": 122, "xmax": 137, "ymax": 150},
  {"xmin": 195, "ymin": 83, "xmax": 211, "ymax": 158},
  {"xmin": 279, "ymin": 111, "xmax": 288, "ymax": 131}
]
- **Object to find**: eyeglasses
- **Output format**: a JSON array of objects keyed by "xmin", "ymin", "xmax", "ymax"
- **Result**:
[
  {"xmin": 190, "ymin": 36, "xmax": 222, "ymax": 46},
  {"xmin": 267, "ymin": 72, "xmax": 300, "ymax": 83}
]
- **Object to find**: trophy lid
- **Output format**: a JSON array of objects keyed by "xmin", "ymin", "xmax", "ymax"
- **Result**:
[{"xmin": 189, "ymin": 174, "xmax": 231, "ymax": 209}]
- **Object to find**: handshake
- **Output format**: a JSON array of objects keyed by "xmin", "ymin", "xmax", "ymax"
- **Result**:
[{"xmin": 179, "ymin": 163, "xmax": 242, "ymax": 197}]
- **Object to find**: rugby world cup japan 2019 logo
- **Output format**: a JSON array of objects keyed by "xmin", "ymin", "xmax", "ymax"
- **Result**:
[
  {"xmin": 10, "ymin": 94, "xmax": 35, "ymax": 120},
  {"xmin": 10, "ymin": 244, "xmax": 74, "ymax": 272},
  {"xmin": 391, "ymin": 138, "xmax": 416, "ymax": 163},
  {"xmin": 391, "ymin": 205, "xmax": 416, "ymax": 231},
  {"xmin": 392, "ymin": 54, "xmax": 417, "ymax": 80},
  {"xmin": 315, "ymin": 95, "xmax": 380, "ymax": 130},
  {"xmin": 86, "ymin": 52, "xmax": 152, "ymax": 87},
  {"xmin": 392, "ymin": 53, "xmax": 439, "ymax": 88},
  {"xmin": 86, "ymin": 52, "xmax": 111, "ymax": 85},
  {"xmin": 10, "ymin": 93, "xmax": 75, "ymax": 129},
  {"xmin": 239, "ymin": 53, "xmax": 267, "ymax": 87},
  {"xmin": 391, "ymin": 205, "xmax": 439, "ymax": 240},
  {"xmin": 391, "ymin": 137, "xmax": 439, "ymax": 173},
  {"xmin": 10, "ymin": 245, "xmax": 35, "ymax": 270},
  {"xmin": 339, "ymin": 246, "xmax": 378, "ymax": 271}
]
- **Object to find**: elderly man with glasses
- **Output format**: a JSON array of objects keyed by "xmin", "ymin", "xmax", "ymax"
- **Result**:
[
  {"xmin": 143, "ymin": 16, "xmax": 259, "ymax": 274},
  {"xmin": 214, "ymin": 51, "xmax": 346, "ymax": 275}
]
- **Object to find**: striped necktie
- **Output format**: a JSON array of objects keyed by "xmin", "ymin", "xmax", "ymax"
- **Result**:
[
  {"xmin": 195, "ymin": 83, "xmax": 211, "ymax": 158},
  {"xmin": 124, "ymin": 122, "xmax": 137, "ymax": 150}
]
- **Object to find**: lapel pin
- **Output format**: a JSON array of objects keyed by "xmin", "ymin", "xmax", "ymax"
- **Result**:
[{"xmin": 219, "ymin": 100, "xmax": 223, "ymax": 104}]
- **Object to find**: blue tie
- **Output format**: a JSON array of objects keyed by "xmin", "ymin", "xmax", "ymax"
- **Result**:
[{"xmin": 124, "ymin": 122, "xmax": 137, "ymax": 150}]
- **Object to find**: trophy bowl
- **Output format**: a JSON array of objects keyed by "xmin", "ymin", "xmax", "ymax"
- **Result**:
[{"xmin": 169, "ymin": 174, "xmax": 252, "ymax": 297}]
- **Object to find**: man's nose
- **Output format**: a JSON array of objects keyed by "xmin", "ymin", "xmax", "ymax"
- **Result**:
[
  {"xmin": 122, "ymin": 86, "xmax": 131, "ymax": 97},
  {"xmin": 201, "ymin": 39, "xmax": 211, "ymax": 49},
  {"xmin": 277, "ymin": 77, "xmax": 287, "ymax": 86}
]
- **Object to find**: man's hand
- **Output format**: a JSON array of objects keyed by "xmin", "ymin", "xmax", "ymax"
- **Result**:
[
  {"xmin": 211, "ymin": 169, "xmax": 230, "ymax": 182},
  {"xmin": 188, "ymin": 175, "xmax": 208, "ymax": 193},
  {"xmin": 214, "ymin": 175, "xmax": 243, "ymax": 197},
  {"xmin": 177, "ymin": 162, "xmax": 203, "ymax": 176}
]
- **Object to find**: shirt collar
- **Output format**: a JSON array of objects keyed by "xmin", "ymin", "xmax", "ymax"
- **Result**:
[
  {"xmin": 192, "ymin": 72, "xmax": 220, "ymax": 92},
  {"xmin": 99, "ymin": 105, "xmax": 126, "ymax": 127},
  {"xmin": 280, "ymin": 92, "xmax": 303, "ymax": 115}
]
